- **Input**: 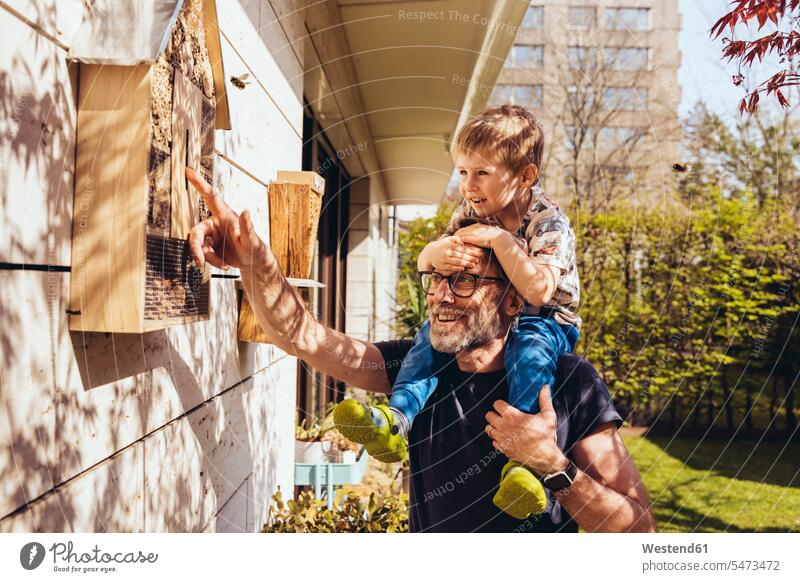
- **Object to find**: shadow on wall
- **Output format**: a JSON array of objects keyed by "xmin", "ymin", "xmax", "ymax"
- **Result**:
[
  {"xmin": 1, "ymin": 271, "xmax": 284, "ymax": 531},
  {"xmin": 0, "ymin": 5, "xmax": 79, "ymax": 531},
  {"xmin": 0, "ymin": 13, "xmax": 76, "ymax": 269}
]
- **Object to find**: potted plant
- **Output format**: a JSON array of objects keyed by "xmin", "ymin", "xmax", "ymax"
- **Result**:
[
  {"xmin": 294, "ymin": 414, "xmax": 337, "ymax": 464},
  {"xmin": 328, "ymin": 431, "xmax": 360, "ymax": 464},
  {"xmin": 295, "ymin": 410, "xmax": 363, "ymax": 464}
]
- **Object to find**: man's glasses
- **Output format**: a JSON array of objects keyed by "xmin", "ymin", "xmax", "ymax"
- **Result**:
[{"xmin": 419, "ymin": 271, "xmax": 507, "ymax": 298}]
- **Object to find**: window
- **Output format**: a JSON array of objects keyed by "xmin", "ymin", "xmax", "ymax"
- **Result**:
[
  {"xmin": 567, "ymin": 6, "xmax": 596, "ymax": 30},
  {"xmin": 298, "ymin": 100, "xmax": 351, "ymax": 421},
  {"xmin": 490, "ymin": 84, "xmax": 543, "ymax": 108},
  {"xmin": 605, "ymin": 7, "xmax": 650, "ymax": 31},
  {"xmin": 603, "ymin": 87, "xmax": 647, "ymax": 110},
  {"xmin": 522, "ymin": 5, "xmax": 544, "ymax": 30},
  {"xmin": 506, "ymin": 44, "xmax": 544, "ymax": 68},
  {"xmin": 568, "ymin": 46, "xmax": 597, "ymax": 69},
  {"xmin": 604, "ymin": 47, "xmax": 649, "ymax": 71}
]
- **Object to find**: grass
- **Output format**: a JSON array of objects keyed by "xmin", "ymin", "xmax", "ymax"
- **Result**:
[
  {"xmin": 624, "ymin": 435, "xmax": 800, "ymax": 532},
  {"xmin": 329, "ymin": 433, "xmax": 800, "ymax": 533}
]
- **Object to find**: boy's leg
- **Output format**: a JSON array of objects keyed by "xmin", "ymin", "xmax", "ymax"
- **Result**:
[
  {"xmin": 333, "ymin": 401, "xmax": 407, "ymax": 463},
  {"xmin": 504, "ymin": 316, "xmax": 577, "ymax": 414},
  {"xmin": 333, "ymin": 320, "xmax": 449, "ymax": 463},
  {"xmin": 389, "ymin": 319, "xmax": 450, "ymax": 429},
  {"xmin": 493, "ymin": 317, "xmax": 577, "ymax": 519}
]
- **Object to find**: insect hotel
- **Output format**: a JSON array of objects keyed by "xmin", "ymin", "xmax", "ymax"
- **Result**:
[
  {"xmin": 67, "ymin": 0, "xmax": 230, "ymax": 333},
  {"xmin": 237, "ymin": 171, "xmax": 325, "ymax": 343}
]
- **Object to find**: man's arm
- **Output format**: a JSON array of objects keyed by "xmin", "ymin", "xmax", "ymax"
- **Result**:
[
  {"xmin": 558, "ymin": 422, "xmax": 657, "ymax": 533},
  {"xmin": 485, "ymin": 387, "xmax": 656, "ymax": 533},
  {"xmin": 240, "ymin": 252, "xmax": 391, "ymax": 393},
  {"xmin": 185, "ymin": 168, "xmax": 391, "ymax": 393}
]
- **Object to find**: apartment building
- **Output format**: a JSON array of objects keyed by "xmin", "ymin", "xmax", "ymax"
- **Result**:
[{"xmin": 490, "ymin": 1, "xmax": 682, "ymax": 210}]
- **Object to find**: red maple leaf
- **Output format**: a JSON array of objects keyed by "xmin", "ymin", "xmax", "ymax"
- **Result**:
[{"xmin": 712, "ymin": 0, "xmax": 800, "ymax": 114}]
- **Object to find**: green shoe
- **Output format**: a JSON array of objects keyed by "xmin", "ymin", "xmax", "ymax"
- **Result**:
[
  {"xmin": 333, "ymin": 400, "xmax": 407, "ymax": 463},
  {"xmin": 492, "ymin": 461, "xmax": 547, "ymax": 520}
]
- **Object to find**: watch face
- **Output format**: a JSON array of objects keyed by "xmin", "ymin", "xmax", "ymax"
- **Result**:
[{"xmin": 545, "ymin": 472, "xmax": 572, "ymax": 491}]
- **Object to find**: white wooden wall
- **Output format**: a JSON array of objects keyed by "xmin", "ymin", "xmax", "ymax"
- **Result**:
[{"xmin": 0, "ymin": 0, "xmax": 308, "ymax": 532}]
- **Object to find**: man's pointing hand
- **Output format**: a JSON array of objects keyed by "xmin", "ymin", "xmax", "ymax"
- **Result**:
[{"xmin": 186, "ymin": 167, "xmax": 266, "ymax": 270}]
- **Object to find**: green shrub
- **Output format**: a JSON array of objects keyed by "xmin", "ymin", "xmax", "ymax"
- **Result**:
[{"xmin": 261, "ymin": 489, "xmax": 409, "ymax": 533}]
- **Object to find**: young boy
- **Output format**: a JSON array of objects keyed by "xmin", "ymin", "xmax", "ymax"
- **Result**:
[{"xmin": 333, "ymin": 104, "xmax": 581, "ymax": 520}]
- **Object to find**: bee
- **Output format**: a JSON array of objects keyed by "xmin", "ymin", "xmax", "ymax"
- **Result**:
[{"xmin": 230, "ymin": 73, "xmax": 251, "ymax": 90}]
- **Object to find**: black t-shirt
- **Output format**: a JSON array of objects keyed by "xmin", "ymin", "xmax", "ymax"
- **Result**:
[{"xmin": 375, "ymin": 340, "xmax": 623, "ymax": 533}]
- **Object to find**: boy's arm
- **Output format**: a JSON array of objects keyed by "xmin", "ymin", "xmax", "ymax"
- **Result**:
[
  {"xmin": 418, "ymin": 200, "xmax": 483, "ymax": 272},
  {"xmin": 455, "ymin": 223, "xmax": 560, "ymax": 306},
  {"xmin": 493, "ymin": 232, "xmax": 560, "ymax": 306},
  {"xmin": 417, "ymin": 236, "xmax": 484, "ymax": 272}
]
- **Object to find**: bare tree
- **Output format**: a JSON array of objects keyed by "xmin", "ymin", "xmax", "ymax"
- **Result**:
[
  {"xmin": 682, "ymin": 97, "xmax": 800, "ymax": 215},
  {"xmin": 540, "ymin": 35, "xmax": 681, "ymax": 214}
]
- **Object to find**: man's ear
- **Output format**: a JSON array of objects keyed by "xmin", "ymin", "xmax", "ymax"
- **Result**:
[{"xmin": 502, "ymin": 287, "xmax": 525, "ymax": 317}]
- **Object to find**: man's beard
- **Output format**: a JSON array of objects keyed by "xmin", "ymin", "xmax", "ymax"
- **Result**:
[{"xmin": 428, "ymin": 299, "xmax": 508, "ymax": 354}]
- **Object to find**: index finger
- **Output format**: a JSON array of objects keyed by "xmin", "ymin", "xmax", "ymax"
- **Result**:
[{"xmin": 186, "ymin": 167, "xmax": 231, "ymax": 216}]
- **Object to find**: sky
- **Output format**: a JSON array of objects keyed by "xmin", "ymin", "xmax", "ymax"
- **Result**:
[
  {"xmin": 396, "ymin": 0, "xmax": 787, "ymax": 221},
  {"xmin": 678, "ymin": 0, "xmax": 753, "ymax": 121}
]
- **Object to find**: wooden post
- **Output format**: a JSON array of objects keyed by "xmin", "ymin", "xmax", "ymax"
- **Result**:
[{"xmin": 237, "ymin": 172, "xmax": 324, "ymax": 343}]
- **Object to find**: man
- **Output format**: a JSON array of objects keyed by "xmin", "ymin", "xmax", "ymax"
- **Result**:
[{"xmin": 186, "ymin": 169, "xmax": 656, "ymax": 533}]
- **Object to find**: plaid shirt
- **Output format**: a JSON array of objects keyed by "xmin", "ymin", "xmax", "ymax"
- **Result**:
[{"xmin": 443, "ymin": 185, "xmax": 581, "ymax": 328}]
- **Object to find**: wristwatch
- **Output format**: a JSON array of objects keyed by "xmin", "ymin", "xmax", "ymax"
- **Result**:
[{"xmin": 542, "ymin": 458, "xmax": 577, "ymax": 491}]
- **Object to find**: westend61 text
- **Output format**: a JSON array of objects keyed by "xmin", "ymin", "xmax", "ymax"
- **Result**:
[{"xmin": 642, "ymin": 543, "xmax": 708, "ymax": 554}]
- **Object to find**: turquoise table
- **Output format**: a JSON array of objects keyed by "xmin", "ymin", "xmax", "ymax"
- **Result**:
[{"xmin": 294, "ymin": 447, "xmax": 369, "ymax": 508}]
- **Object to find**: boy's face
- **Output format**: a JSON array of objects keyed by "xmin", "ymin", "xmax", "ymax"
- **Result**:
[{"xmin": 453, "ymin": 148, "xmax": 522, "ymax": 218}]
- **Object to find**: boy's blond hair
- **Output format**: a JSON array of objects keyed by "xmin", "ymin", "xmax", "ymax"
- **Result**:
[{"xmin": 452, "ymin": 104, "xmax": 544, "ymax": 175}]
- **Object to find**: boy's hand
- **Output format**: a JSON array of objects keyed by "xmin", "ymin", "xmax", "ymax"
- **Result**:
[
  {"xmin": 422, "ymin": 236, "xmax": 484, "ymax": 271},
  {"xmin": 454, "ymin": 223, "xmax": 508, "ymax": 250},
  {"xmin": 186, "ymin": 168, "xmax": 267, "ymax": 270}
]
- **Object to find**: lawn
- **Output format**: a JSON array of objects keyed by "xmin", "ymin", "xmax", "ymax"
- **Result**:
[{"xmin": 624, "ymin": 435, "xmax": 800, "ymax": 532}]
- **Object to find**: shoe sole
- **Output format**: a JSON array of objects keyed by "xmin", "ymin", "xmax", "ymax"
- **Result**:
[
  {"xmin": 333, "ymin": 400, "xmax": 380, "ymax": 444},
  {"xmin": 493, "ymin": 466, "xmax": 547, "ymax": 520}
]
